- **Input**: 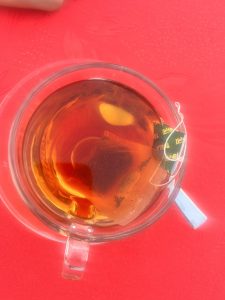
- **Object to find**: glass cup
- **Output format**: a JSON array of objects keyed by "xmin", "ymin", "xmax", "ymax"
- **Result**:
[{"xmin": 0, "ymin": 61, "xmax": 187, "ymax": 279}]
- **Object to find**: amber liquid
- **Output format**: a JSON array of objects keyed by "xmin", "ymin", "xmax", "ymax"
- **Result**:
[{"xmin": 23, "ymin": 79, "xmax": 167, "ymax": 226}]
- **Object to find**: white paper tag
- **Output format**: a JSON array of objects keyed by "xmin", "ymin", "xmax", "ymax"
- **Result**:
[{"xmin": 175, "ymin": 189, "xmax": 207, "ymax": 229}]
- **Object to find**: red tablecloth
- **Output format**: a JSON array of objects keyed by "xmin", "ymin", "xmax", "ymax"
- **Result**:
[{"xmin": 0, "ymin": 1, "xmax": 225, "ymax": 299}]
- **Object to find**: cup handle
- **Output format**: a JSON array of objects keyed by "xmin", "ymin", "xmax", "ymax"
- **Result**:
[
  {"xmin": 62, "ymin": 225, "xmax": 90, "ymax": 280},
  {"xmin": 175, "ymin": 188, "xmax": 207, "ymax": 229}
]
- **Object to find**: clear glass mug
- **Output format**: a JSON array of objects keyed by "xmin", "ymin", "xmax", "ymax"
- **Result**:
[{"xmin": 0, "ymin": 61, "xmax": 187, "ymax": 279}]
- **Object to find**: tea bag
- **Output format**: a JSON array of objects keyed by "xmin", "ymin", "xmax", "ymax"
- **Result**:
[
  {"xmin": 80, "ymin": 101, "xmax": 169, "ymax": 225},
  {"xmin": 71, "ymin": 131, "xmax": 166, "ymax": 225}
]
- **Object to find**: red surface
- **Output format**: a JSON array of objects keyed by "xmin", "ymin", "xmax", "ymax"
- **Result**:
[{"xmin": 0, "ymin": 1, "xmax": 225, "ymax": 299}]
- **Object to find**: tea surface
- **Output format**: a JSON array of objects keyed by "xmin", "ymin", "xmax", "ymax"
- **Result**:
[{"xmin": 23, "ymin": 79, "xmax": 167, "ymax": 225}]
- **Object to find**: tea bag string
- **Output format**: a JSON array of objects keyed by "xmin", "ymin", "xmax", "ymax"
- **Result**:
[
  {"xmin": 150, "ymin": 102, "xmax": 187, "ymax": 187},
  {"xmin": 164, "ymin": 102, "xmax": 187, "ymax": 162}
]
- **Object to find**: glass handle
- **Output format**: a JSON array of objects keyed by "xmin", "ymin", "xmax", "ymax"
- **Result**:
[
  {"xmin": 62, "ymin": 225, "xmax": 90, "ymax": 280},
  {"xmin": 175, "ymin": 188, "xmax": 207, "ymax": 229}
]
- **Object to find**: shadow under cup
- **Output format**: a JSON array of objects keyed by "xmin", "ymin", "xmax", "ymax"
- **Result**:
[{"xmin": 2, "ymin": 62, "xmax": 186, "ymax": 245}]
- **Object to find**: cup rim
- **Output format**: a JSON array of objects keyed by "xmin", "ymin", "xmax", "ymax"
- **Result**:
[{"xmin": 5, "ymin": 61, "xmax": 186, "ymax": 242}]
